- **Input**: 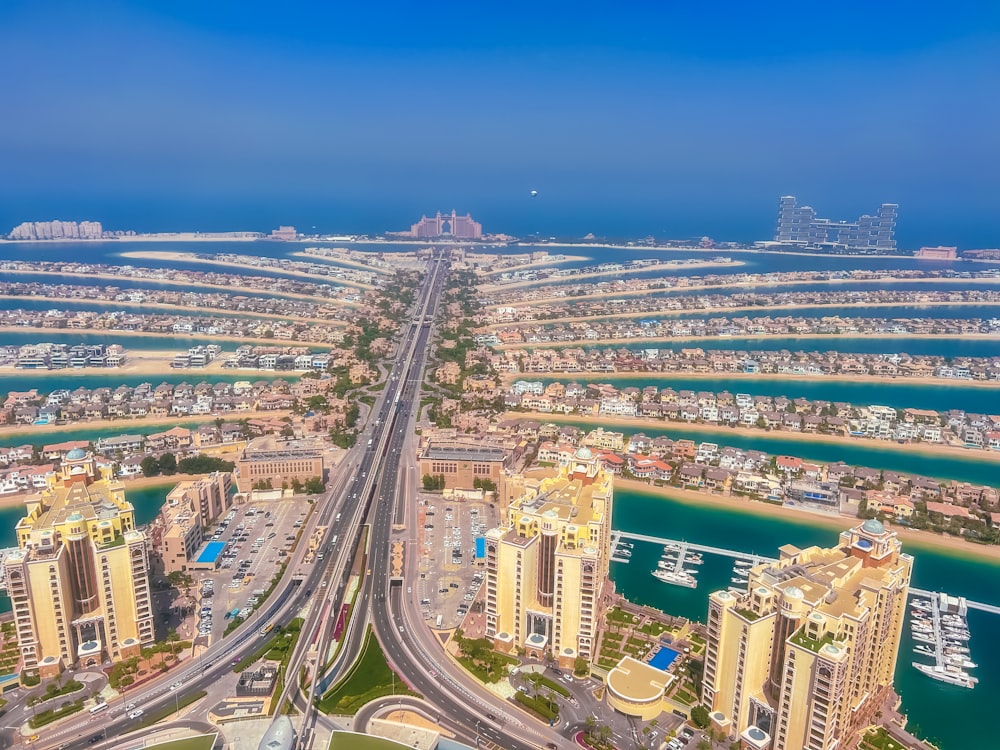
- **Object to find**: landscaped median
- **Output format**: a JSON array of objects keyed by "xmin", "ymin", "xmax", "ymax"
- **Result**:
[{"xmin": 317, "ymin": 626, "xmax": 419, "ymax": 715}]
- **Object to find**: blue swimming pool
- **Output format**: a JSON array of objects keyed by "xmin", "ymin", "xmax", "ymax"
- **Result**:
[
  {"xmin": 648, "ymin": 646, "xmax": 680, "ymax": 671},
  {"xmin": 196, "ymin": 540, "xmax": 226, "ymax": 564}
]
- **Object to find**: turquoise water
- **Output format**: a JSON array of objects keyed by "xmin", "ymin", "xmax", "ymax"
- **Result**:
[
  {"xmin": 0, "ymin": 420, "xmax": 214, "ymax": 448},
  {"xmin": 533, "ymin": 373, "xmax": 1000, "ymax": 414},
  {"xmin": 612, "ymin": 486, "xmax": 998, "ymax": 749},
  {"xmin": 0, "ymin": 371, "xmax": 299, "ymax": 397}
]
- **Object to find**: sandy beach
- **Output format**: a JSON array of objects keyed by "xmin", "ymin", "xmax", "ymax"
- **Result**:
[
  {"xmin": 488, "ymin": 273, "xmax": 1000, "ymax": 308},
  {"xmin": 0, "ymin": 409, "xmax": 291, "ymax": 442},
  {"xmin": 486, "ymin": 298, "xmax": 1000, "ymax": 328},
  {"xmin": 0, "ymin": 294, "xmax": 344, "ymax": 324},
  {"xmin": 0, "ymin": 267, "xmax": 344, "ymax": 304},
  {"xmin": 290, "ymin": 250, "xmax": 392, "ymax": 275},
  {"xmin": 498, "ymin": 368, "xmax": 1000, "ymax": 389},
  {"xmin": 119, "ymin": 251, "xmax": 376, "ymax": 290},
  {"xmin": 478, "ymin": 259, "xmax": 745, "ymax": 293},
  {"xmin": 614, "ymin": 478, "xmax": 1000, "ymax": 564},
  {"xmin": 476, "ymin": 254, "xmax": 591, "ymax": 277},
  {"xmin": 0, "ymin": 349, "xmax": 238, "ymax": 378},
  {"xmin": 503, "ymin": 409, "xmax": 1000, "ymax": 464},
  {"xmin": 0, "ymin": 324, "xmax": 338, "ymax": 349}
]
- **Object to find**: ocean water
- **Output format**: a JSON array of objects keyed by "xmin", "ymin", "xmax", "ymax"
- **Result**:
[{"xmin": 612, "ymin": 486, "xmax": 998, "ymax": 749}]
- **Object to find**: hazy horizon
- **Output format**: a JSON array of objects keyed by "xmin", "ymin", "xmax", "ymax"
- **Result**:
[{"xmin": 2, "ymin": 1, "xmax": 998, "ymax": 248}]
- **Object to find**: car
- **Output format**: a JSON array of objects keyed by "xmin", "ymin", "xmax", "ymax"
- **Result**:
[
  {"xmin": 551, "ymin": 668, "xmax": 562, "ymax": 676},
  {"xmin": 547, "ymin": 744, "xmax": 558, "ymax": 750},
  {"xmin": 88, "ymin": 736, "xmax": 101, "ymax": 744},
  {"xmin": 439, "ymin": 587, "xmax": 449, "ymax": 594},
  {"xmin": 169, "ymin": 681, "xmax": 182, "ymax": 691},
  {"xmin": 449, "ymin": 582, "xmax": 459, "ymax": 589},
  {"xmin": 486, "ymin": 713, "xmax": 496, "ymax": 721},
  {"xmin": 128, "ymin": 709, "xmax": 144, "ymax": 719}
]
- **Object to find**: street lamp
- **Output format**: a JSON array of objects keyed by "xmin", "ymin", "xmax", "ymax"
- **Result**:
[{"xmin": 475, "ymin": 720, "xmax": 481, "ymax": 748}]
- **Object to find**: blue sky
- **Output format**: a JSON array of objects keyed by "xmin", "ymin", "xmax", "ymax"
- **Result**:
[{"xmin": 1, "ymin": 1, "xmax": 998, "ymax": 245}]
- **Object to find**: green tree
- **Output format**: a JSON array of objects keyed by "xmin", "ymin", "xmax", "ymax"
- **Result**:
[
  {"xmin": 305, "ymin": 476, "xmax": 325, "ymax": 494},
  {"xmin": 158, "ymin": 452, "xmax": 177, "ymax": 475},
  {"xmin": 140, "ymin": 455, "xmax": 160, "ymax": 477},
  {"xmin": 690, "ymin": 704, "xmax": 710, "ymax": 728}
]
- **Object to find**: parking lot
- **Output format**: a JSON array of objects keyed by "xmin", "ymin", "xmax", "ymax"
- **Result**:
[
  {"xmin": 191, "ymin": 497, "xmax": 313, "ymax": 643},
  {"xmin": 414, "ymin": 493, "xmax": 498, "ymax": 629}
]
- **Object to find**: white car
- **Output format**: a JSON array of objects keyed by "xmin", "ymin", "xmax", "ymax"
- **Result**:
[{"xmin": 128, "ymin": 709, "xmax": 144, "ymax": 719}]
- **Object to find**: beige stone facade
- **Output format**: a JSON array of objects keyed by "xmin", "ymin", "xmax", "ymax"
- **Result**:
[
  {"xmin": 418, "ymin": 439, "xmax": 506, "ymax": 490},
  {"xmin": 4, "ymin": 450, "xmax": 154, "ymax": 674},
  {"xmin": 152, "ymin": 472, "xmax": 233, "ymax": 573},
  {"xmin": 234, "ymin": 437, "xmax": 325, "ymax": 493},
  {"xmin": 485, "ymin": 448, "xmax": 613, "ymax": 667},
  {"xmin": 701, "ymin": 520, "xmax": 912, "ymax": 750}
]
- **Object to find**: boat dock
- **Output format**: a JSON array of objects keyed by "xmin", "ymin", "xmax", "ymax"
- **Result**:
[
  {"xmin": 609, "ymin": 531, "xmax": 1000, "ymax": 616},
  {"xmin": 911, "ymin": 592, "xmax": 978, "ymax": 688}
]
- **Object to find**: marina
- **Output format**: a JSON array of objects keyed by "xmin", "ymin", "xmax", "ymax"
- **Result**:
[{"xmin": 911, "ymin": 592, "xmax": 978, "ymax": 689}]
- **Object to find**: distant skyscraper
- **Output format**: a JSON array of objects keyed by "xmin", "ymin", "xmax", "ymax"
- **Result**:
[
  {"xmin": 4, "ymin": 450, "xmax": 154, "ymax": 676},
  {"xmin": 8, "ymin": 220, "xmax": 104, "ymax": 240},
  {"xmin": 701, "ymin": 520, "xmax": 912, "ymax": 750},
  {"xmin": 775, "ymin": 196, "xmax": 897, "ymax": 251},
  {"xmin": 409, "ymin": 210, "xmax": 482, "ymax": 239},
  {"xmin": 485, "ymin": 447, "xmax": 613, "ymax": 668}
]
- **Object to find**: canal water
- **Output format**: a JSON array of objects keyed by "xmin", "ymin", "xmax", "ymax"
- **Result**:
[{"xmin": 611, "ymin": 485, "xmax": 998, "ymax": 749}]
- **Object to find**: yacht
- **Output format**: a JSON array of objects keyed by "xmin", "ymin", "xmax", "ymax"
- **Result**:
[
  {"xmin": 664, "ymin": 543, "xmax": 681, "ymax": 552},
  {"xmin": 731, "ymin": 576, "xmax": 749, "ymax": 585},
  {"xmin": 652, "ymin": 569, "xmax": 698, "ymax": 589},
  {"xmin": 912, "ymin": 632, "xmax": 935, "ymax": 645},
  {"xmin": 734, "ymin": 558, "xmax": 753, "ymax": 568},
  {"xmin": 912, "ymin": 662, "xmax": 977, "ymax": 688},
  {"xmin": 617, "ymin": 549, "xmax": 632, "ymax": 558}
]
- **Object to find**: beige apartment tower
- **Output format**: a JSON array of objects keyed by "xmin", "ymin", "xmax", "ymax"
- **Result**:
[
  {"xmin": 4, "ymin": 449, "xmax": 154, "ymax": 676},
  {"xmin": 701, "ymin": 520, "xmax": 912, "ymax": 750},
  {"xmin": 485, "ymin": 447, "xmax": 613, "ymax": 668}
]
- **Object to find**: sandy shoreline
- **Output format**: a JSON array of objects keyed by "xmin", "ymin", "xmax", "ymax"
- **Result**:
[
  {"xmin": 0, "ymin": 268, "xmax": 337, "ymax": 304},
  {"xmin": 503, "ymin": 409, "xmax": 1000, "ymax": 464},
  {"xmin": 477, "ymin": 254, "xmax": 591, "ymax": 277},
  {"xmin": 498, "ymin": 368, "xmax": 1000, "ymax": 389},
  {"xmin": 478, "ymin": 260, "xmax": 745, "ymax": 293},
  {"xmin": 614, "ymin": 478, "xmax": 1000, "ymax": 563},
  {"xmin": 0, "ymin": 409, "xmax": 291, "ymax": 442},
  {"xmin": 0, "ymin": 349, "xmax": 239, "ymax": 378},
  {"xmin": 290, "ymin": 250, "xmax": 391, "ymax": 275},
  {"xmin": 485, "ymin": 299, "xmax": 1000, "ymax": 329},
  {"xmin": 0, "ymin": 324, "xmax": 337, "ymax": 349},
  {"xmin": 119, "ymin": 251, "xmax": 376, "ymax": 290},
  {"xmin": 489, "ymin": 274, "xmax": 1000, "ymax": 308},
  {"xmin": 0, "ymin": 293, "xmax": 342, "ymax": 324}
]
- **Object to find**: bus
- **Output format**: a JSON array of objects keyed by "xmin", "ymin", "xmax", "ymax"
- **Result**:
[
  {"xmin": 259, "ymin": 622, "xmax": 275, "ymax": 638},
  {"xmin": 89, "ymin": 702, "xmax": 109, "ymax": 714}
]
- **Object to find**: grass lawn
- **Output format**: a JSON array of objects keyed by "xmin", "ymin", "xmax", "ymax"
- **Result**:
[
  {"xmin": 859, "ymin": 728, "xmax": 906, "ymax": 750},
  {"xmin": 318, "ymin": 627, "xmax": 419, "ymax": 715}
]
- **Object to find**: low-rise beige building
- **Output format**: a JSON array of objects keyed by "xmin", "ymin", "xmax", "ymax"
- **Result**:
[
  {"xmin": 234, "ymin": 437, "xmax": 325, "ymax": 493},
  {"xmin": 151, "ymin": 472, "xmax": 233, "ymax": 573},
  {"xmin": 418, "ymin": 439, "xmax": 507, "ymax": 490},
  {"xmin": 4, "ymin": 449, "xmax": 154, "ymax": 676}
]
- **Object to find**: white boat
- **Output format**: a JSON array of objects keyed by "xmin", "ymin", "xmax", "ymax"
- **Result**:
[
  {"xmin": 912, "ymin": 632, "xmax": 935, "ymax": 645},
  {"xmin": 657, "ymin": 560, "xmax": 675, "ymax": 569},
  {"xmin": 912, "ymin": 662, "xmax": 977, "ymax": 688},
  {"xmin": 652, "ymin": 569, "xmax": 698, "ymax": 589},
  {"xmin": 617, "ymin": 549, "xmax": 632, "ymax": 558},
  {"xmin": 734, "ymin": 559, "xmax": 753, "ymax": 568},
  {"xmin": 664, "ymin": 543, "xmax": 681, "ymax": 551},
  {"xmin": 686, "ymin": 557, "xmax": 704, "ymax": 565},
  {"xmin": 945, "ymin": 654, "xmax": 978, "ymax": 669},
  {"xmin": 911, "ymin": 599, "xmax": 932, "ymax": 611},
  {"xmin": 731, "ymin": 576, "xmax": 749, "ymax": 585},
  {"xmin": 914, "ymin": 645, "xmax": 936, "ymax": 656},
  {"xmin": 620, "ymin": 542, "xmax": 634, "ymax": 549}
]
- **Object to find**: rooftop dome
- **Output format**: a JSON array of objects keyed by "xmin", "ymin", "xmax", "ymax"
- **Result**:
[
  {"xmin": 784, "ymin": 585, "xmax": 804, "ymax": 599},
  {"xmin": 861, "ymin": 519, "xmax": 885, "ymax": 535},
  {"xmin": 67, "ymin": 512, "xmax": 84, "ymax": 522},
  {"xmin": 574, "ymin": 446, "xmax": 593, "ymax": 461},
  {"xmin": 66, "ymin": 448, "xmax": 86, "ymax": 460}
]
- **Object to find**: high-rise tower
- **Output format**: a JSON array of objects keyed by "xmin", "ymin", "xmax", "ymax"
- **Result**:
[
  {"xmin": 701, "ymin": 520, "xmax": 912, "ymax": 750},
  {"xmin": 4, "ymin": 450, "xmax": 154, "ymax": 677},
  {"xmin": 485, "ymin": 447, "xmax": 613, "ymax": 668}
]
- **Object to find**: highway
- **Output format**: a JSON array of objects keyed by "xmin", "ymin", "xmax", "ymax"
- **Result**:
[{"xmin": 29, "ymin": 253, "xmax": 561, "ymax": 750}]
